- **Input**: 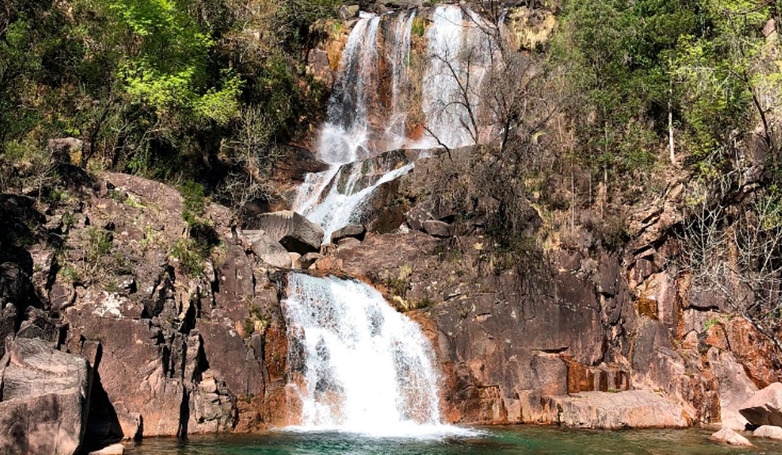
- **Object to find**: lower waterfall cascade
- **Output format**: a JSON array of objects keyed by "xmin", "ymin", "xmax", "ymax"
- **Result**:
[{"xmin": 281, "ymin": 273, "xmax": 476, "ymax": 438}]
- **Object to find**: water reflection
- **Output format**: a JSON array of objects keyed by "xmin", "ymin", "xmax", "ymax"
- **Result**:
[{"xmin": 126, "ymin": 427, "xmax": 782, "ymax": 455}]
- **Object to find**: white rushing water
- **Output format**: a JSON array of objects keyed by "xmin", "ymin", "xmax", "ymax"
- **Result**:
[
  {"xmin": 293, "ymin": 6, "xmax": 499, "ymax": 238},
  {"xmin": 420, "ymin": 5, "xmax": 498, "ymax": 149},
  {"xmin": 385, "ymin": 11, "xmax": 417, "ymax": 151},
  {"xmin": 292, "ymin": 11, "xmax": 416, "ymax": 239},
  {"xmin": 282, "ymin": 273, "xmax": 474, "ymax": 438},
  {"xmin": 304, "ymin": 162, "xmax": 414, "ymax": 235}
]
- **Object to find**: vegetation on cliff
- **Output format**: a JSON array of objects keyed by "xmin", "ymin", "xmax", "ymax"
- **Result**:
[
  {"xmin": 0, "ymin": 0, "xmax": 338, "ymax": 204},
  {"xmin": 3, "ymin": 0, "xmax": 782, "ymax": 346}
]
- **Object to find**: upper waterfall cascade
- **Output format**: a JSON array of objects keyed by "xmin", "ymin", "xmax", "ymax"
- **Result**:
[{"xmin": 292, "ymin": 6, "xmax": 501, "ymax": 238}]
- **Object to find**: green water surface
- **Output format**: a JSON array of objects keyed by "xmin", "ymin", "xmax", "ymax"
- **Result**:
[{"xmin": 124, "ymin": 426, "xmax": 782, "ymax": 454}]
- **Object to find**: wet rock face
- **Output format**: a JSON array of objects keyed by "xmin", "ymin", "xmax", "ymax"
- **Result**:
[
  {"xmin": 0, "ymin": 338, "xmax": 90, "ymax": 455},
  {"xmin": 312, "ymin": 230, "xmax": 634, "ymax": 424}
]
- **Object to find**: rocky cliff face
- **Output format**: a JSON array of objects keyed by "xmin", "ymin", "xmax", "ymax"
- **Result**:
[
  {"xmin": 306, "ymin": 146, "xmax": 779, "ymax": 429},
  {"xmin": 0, "ymin": 168, "xmax": 297, "ymax": 451},
  {"xmin": 1, "ymin": 148, "xmax": 780, "ymax": 450}
]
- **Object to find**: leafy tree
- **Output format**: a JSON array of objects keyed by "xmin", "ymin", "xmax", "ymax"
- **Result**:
[
  {"xmin": 675, "ymin": 0, "xmax": 775, "ymax": 174},
  {"xmin": 552, "ymin": 0, "xmax": 700, "ymax": 175}
]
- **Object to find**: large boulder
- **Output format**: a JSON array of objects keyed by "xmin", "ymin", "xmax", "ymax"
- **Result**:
[
  {"xmin": 48, "ymin": 137, "xmax": 83, "ymax": 164},
  {"xmin": 246, "ymin": 211, "xmax": 324, "ymax": 255},
  {"xmin": 330, "ymin": 224, "xmax": 366, "ymax": 243},
  {"xmin": 555, "ymin": 390, "xmax": 690, "ymax": 429},
  {"xmin": 0, "ymin": 337, "xmax": 91, "ymax": 455},
  {"xmin": 739, "ymin": 382, "xmax": 782, "ymax": 427},
  {"xmin": 246, "ymin": 231, "xmax": 292, "ymax": 268},
  {"xmin": 63, "ymin": 314, "xmax": 188, "ymax": 438}
]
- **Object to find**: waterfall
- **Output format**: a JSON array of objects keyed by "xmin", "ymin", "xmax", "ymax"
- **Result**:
[
  {"xmin": 292, "ymin": 11, "xmax": 416, "ymax": 239},
  {"xmin": 420, "ymin": 5, "xmax": 497, "ymax": 149},
  {"xmin": 291, "ymin": 13, "xmax": 382, "ymax": 221},
  {"xmin": 385, "ymin": 11, "xmax": 416, "ymax": 151},
  {"xmin": 302, "ymin": 161, "xmax": 414, "ymax": 235},
  {"xmin": 420, "ymin": 6, "xmax": 469, "ymax": 149},
  {"xmin": 293, "ymin": 7, "xmax": 500, "ymax": 238},
  {"xmin": 282, "ymin": 273, "xmax": 471, "ymax": 437}
]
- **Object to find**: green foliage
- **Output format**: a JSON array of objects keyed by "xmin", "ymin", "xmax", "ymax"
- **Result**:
[
  {"xmin": 411, "ymin": 16, "xmax": 426, "ymax": 37},
  {"xmin": 59, "ymin": 262, "xmax": 81, "ymax": 283},
  {"xmin": 1, "ymin": 0, "xmax": 338, "ymax": 196},
  {"xmin": 552, "ymin": 0, "xmax": 700, "ymax": 173},
  {"xmin": 87, "ymin": 227, "xmax": 113, "ymax": 261},
  {"xmin": 173, "ymin": 179, "xmax": 221, "ymax": 278},
  {"xmin": 675, "ymin": 0, "xmax": 770, "ymax": 165},
  {"xmin": 554, "ymin": 0, "xmax": 782, "ymax": 182},
  {"xmin": 243, "ymin": 304, "xmax": 270, "ymax": 337},
  {"xmin": 179, "ymin": 180, "xmax": 206, "ymax": 226},
  {"xmin": 170, "ymin": 237, "xmax": 206, "ymax": 278},
  {"xmin": 385, "ymin": 265, "xmax": 412, "ymax": 298}
]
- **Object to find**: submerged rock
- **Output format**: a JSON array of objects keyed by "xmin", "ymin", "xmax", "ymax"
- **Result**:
[
  {"xmin": 754, "ymin": 425, "xmax": 782, "ymax": 440},
  {"xmin": 709, "ymin": 427, "xmax": 753, "ymax": 446}
]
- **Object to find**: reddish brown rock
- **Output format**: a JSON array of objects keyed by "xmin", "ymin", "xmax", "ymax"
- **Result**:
[
  {"xmin": 104, "ymin": 172, "xmax": 184, "ymax": 217},
  {"xmin": 726, "ymin": 318, "xmax": 780, "ymax": 387},
  {"xmin": 63, "ymin": 313, "xmax": 195, "ymax": 437},
  {"xmin": 198, "ymin": 321, "xmax": 263, "ymax": 398},
  {"xmin": 330, "ymin": 224, "xmax": 366, "ymax": 243},
  {"xmin": 307, "ymin": 48, "xmax": 335, "ymax": 86},
  {"xmin": 300, "ymin": 252, "xmax": 322, "ymax": 269},
  {"xmin": 0, "ymin": 338, "xmax": 90, "ymax": 455},
  {"xmin": 707, "ymin": 348, "xmax": 757, "ymax": 430},
  {"xmin": 422, "ymin": 220, "xmax": 451, "ymax": 238},
  {"xmin": 556, "ymin": 390, "xmax": 690, "ymax": 429},
  {"xmin": 632, "ymin": 317, "xmax": 720, "ymax": 423},
  {"xmin": 337, "ymin": 237, "xmax": 362, "ymax": 250},
  {"xmin": 310, "ymin": 230, "xmax": 616, "ymax": 424}
]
